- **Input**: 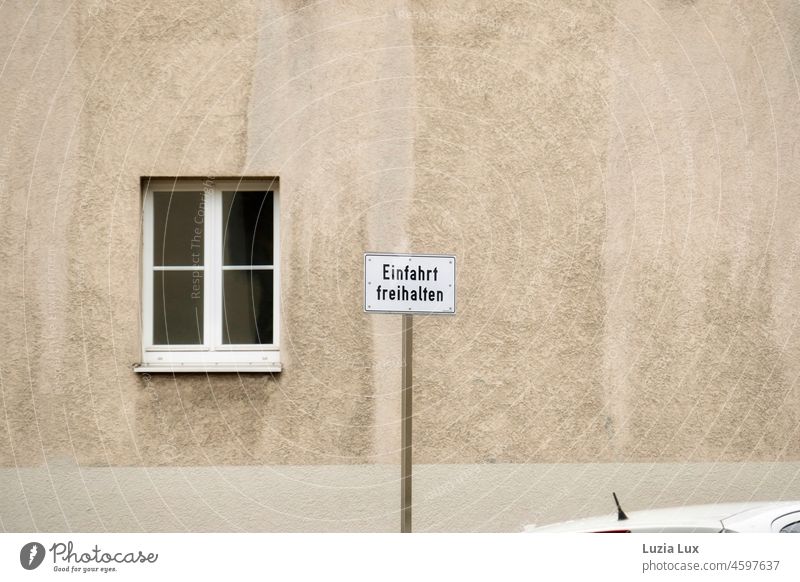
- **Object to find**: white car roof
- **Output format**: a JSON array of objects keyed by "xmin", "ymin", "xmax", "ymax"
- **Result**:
[
  {"xmin": 722, "ymin": 502, "xmax": 800, "ymax": 532},
  {"xmin": 525, "ymin": 501, "xmax": 800, "ymax": 533}
]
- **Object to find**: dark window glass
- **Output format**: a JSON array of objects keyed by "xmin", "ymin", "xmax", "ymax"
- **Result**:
[
  {"xmin": 154, "ymin": 191, "xmax": 204, "ymax": 266},
  {"xmin": 223, "ymin": 191, "xmax": 273, "ymax": 266},
  {"xmin": 780, "ymin": 521, "xmax": 800, "ymax": 533},
  {"xmin": 222, "ymin": 270, "xmax": 273, "ymax": 344},
  {"xmin": 153, "ymin": 270, "xmax": 203, "ymax": 344}
]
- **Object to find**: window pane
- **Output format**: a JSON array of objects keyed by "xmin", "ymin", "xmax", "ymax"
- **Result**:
[
  {"xmin": 780, "ymin": 521, "xmax": 800, "ymax": 533},
  {"xmin": 222, "ymin": 270, "xmax": 273, "ymax": 344},
  {"xmin": 223, "ymin": 191, "xmax": 273, "ymax": 266},
  {"xmin": 153, "ymin": 191, "xmax": 204, "ymax": 266},
  {"xmin": 153, "ymin": 270, "xmax": 204, "ymax": 344}
]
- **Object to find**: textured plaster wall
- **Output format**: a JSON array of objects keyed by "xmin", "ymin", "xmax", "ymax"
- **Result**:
[
  {"xmin": 1, "ymin": 0, "xmax": 800, "ymax": 531},
  {"xmin": 2, "ymin": 461, "xmax": 799, "ymax": 532}
]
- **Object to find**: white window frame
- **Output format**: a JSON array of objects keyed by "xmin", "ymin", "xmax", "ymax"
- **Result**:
[{"xmin": 136, "ymin": 178, "xmax": 281, "ymax": 373}]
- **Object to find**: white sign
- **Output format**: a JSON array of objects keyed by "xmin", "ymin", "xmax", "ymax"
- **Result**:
[{"xmin": 364, "ymin": 253, "xmax": 456, "ymax": 314}]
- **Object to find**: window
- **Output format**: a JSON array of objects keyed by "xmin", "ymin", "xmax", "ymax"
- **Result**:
[
  {"xmin": 780, "ymin": 521, "xmax": 800, "ymax": 533},
  {"xmin": 136, "ymin": 178, "xmax": 280, "ymax": 372}
]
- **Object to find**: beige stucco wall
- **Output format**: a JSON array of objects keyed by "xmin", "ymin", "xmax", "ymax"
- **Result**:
[{"xmin": 1, "ymin": 0, "xmax": 800, "ymax": 531}]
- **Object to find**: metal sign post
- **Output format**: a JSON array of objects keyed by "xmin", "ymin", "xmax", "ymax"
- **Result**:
[
  {"xmin": 401, "ymin": 314, "xmax": 413, "ymax": 533},
  {"xmin": 364, "ymin": 252, "xmax": 456, "ymax": 533}
]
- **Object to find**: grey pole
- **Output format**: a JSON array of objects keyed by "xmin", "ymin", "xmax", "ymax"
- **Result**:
[{"xmin": 401, "ymin": 314, "xmax": 413, "ymax": 533}]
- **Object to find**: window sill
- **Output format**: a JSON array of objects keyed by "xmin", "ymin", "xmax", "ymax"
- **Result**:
[{"xmin": 133, "ymin": 362, "xmax": 282, "ymax": 373}]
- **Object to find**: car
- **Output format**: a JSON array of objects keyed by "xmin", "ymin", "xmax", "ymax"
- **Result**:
[{"xmin": 524, "ymin": 493, "xmax": 800, "ymax": 533}]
